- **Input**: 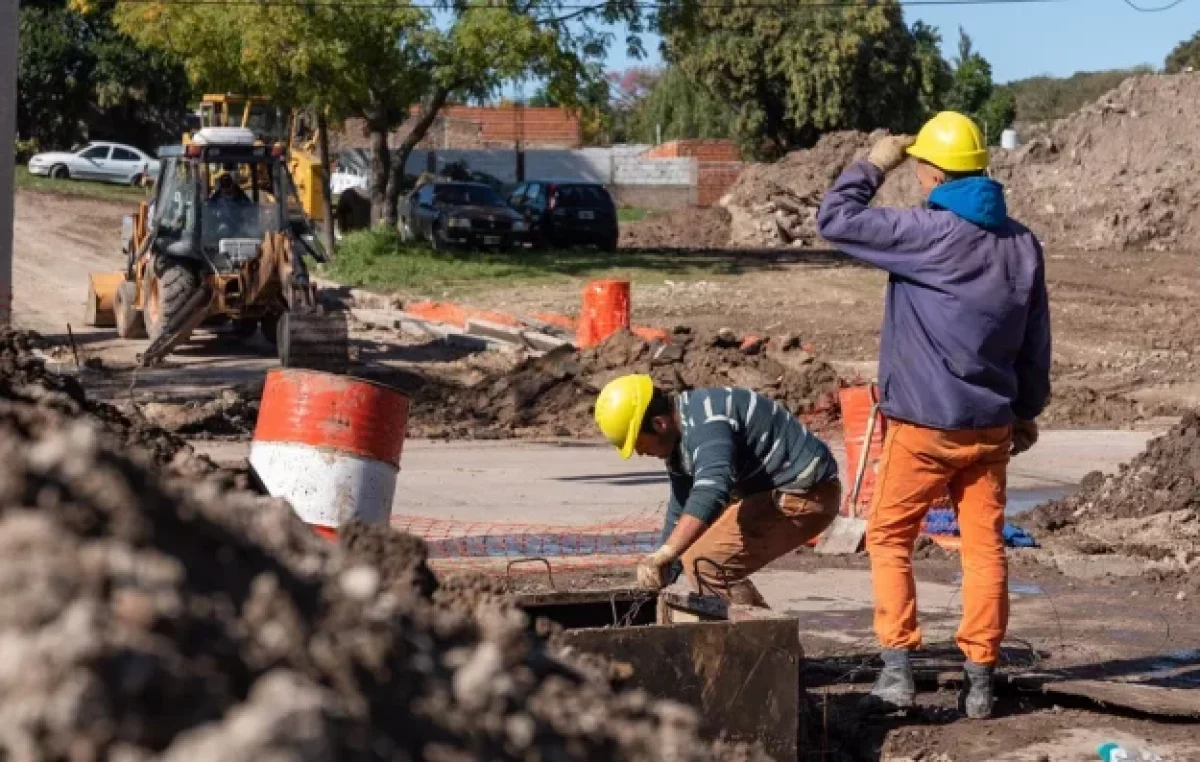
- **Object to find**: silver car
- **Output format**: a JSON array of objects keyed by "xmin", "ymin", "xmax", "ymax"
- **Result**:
[{"xmin": 27, "ymin": 141, "xmax": 160, "ymax": 186}]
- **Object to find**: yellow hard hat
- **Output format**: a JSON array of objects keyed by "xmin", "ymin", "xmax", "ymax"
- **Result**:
[
  {"xmin": 594, "ymin": 374, "xmax": 654, "ymax": 459},
  {"xmin": 906, "ymin": 111, "xmax": 989, "ymax": 172}
]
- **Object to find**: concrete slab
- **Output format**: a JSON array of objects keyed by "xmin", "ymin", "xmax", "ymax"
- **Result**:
[{"xmin": 193, "ymin": 429, "xmax": 1157, "ymax": 528}]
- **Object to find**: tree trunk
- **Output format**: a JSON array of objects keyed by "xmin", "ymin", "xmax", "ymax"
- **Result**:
[
  {"xmin": 369, "ymin": 121, "xmax": 391, "ymax": 228},
  {"xmin": 316, "ymin": 112, "xmax": 337, "ymax": 258},
  {"xmin": 385, "ymin": 85, "xmax": 452, "ymax": 226}
]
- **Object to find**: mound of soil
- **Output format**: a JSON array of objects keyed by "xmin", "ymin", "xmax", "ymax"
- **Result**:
[
  {"xmin": 621, "ymin": 206, "xmax": 733, "ymax": 251},
  {"xmin": 0, "ymin": 327, "xmax": 721, "ymax": 759},
  {"xmin": 1038, "ymin": 383, "xmax": 1183, "ymax": 429},
  {"xmin": 1024, "ymin": 412, "xmax": 1200, "ymax": 565},
  {"xmin": 410, "ymin": 328, "xmax": 841, "ymax": 440},
  {"xmin": 722, "ymin": 130, "xmax": 923, "ymax": 249},
  {"xmin": 992, "ymin": 73, "xmax": 1200, "ymax": 251}
]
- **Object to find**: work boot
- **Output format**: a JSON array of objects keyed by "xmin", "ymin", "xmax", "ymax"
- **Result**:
[
  {"xmin": 860, "ymin": 648, "xmax": 915, "ymax": 713},
  {"xmin": 958, "ymin": 661, "xmax": 995, "ymax": 719}
]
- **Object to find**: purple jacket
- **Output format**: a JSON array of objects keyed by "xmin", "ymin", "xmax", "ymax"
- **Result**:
[{"xmin": 817, "ymin": 161, "xmax": 1051, "ymax": 430}]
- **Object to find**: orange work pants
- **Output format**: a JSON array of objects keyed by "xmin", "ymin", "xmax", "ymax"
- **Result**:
[{"xmin": 867, "ymin": 420, "xmax": 1011, "ymax": 666}]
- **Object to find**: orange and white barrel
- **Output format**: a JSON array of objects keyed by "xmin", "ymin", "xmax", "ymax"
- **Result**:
[{"xmin": 250, "ymin": 369, "xmax": 410, "ymax": 539}]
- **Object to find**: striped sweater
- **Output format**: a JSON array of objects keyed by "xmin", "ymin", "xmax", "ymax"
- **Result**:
[{"xmin": 662, "ymin": 387, "xmax": 838, "ymax": 533}]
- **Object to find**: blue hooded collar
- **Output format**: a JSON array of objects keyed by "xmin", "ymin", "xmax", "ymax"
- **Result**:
[{"xmin": 928, "ymin": 176, "xmax": 1008, "ymax": 230}]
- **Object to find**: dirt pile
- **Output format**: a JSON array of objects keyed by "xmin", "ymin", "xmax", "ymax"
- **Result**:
[
  {"xmin": 0, "ymin": 329, "xmax": 720, "ymax": 760},
  {"xmin": 991, "ymin": 73, "xmax": 1200, "ymax": 251},
  {"xmin": 621, "ymin": 206, "xmax": 733, "ymax": 250},
  {"xmin": 134, "ymin": 385, "xmax": 260, "ymax": 440},
  {"xmin": 721, "ymin": 130, "xmax": 924, "ymax": 249},
  {"xmin": 1024, "ymin": 412, "xmax": 1200, "ymax": 567},
  {"xmin": 411, "ymin": 328, "xmax": 841, "ymax": 440}
]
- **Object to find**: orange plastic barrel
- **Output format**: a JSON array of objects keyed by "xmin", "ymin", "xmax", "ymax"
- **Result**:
[
  {"xmin": 250, "ymin": 369, "xmax": 410, "ymax": 540},
  {"xmin": 576, "ymin": 279, "xmax": 631, "ymax": 349},
  {"xmin": 839, "ymin": 384, "xmax": 887, "ymax": 518}
]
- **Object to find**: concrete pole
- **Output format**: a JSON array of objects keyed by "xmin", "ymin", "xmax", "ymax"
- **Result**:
[{"xmin": 0, "ymin": 0, "xmax": 17, "ymax": 325}]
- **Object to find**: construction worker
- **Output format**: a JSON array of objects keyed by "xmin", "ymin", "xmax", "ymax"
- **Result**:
[
  {"xmin": 816, "ymin": 112, "xmax": 1052, "ymax": 719},
  {"xmin": 593, "ymin": 375, "xmax": 842, "ymax": 606}
]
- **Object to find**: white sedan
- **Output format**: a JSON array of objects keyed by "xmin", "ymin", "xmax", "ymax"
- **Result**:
[{"xmin": 27, "ymin": 142, "xmax": 160, "ymax": 186}]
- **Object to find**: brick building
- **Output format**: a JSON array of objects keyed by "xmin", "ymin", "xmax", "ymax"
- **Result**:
[{"xmin": 333, "ymin": 106, "xmax": 583, "ymax": 152}]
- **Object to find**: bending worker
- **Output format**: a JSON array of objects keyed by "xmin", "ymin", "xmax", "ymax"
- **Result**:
[
  {"xmin": 817, "ymin": 112, "xmax": 1052, "ymax": 719},
  {"xmin": 594, "ymin": 375, "xmax": 841, "ymax": 606}
]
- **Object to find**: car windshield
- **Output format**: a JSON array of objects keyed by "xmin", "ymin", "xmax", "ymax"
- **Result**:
[
  {"xmin": 434, "ymin": 185, "xmax": 506, "ymax": 207},
  {"xmin": 554, "ymin": 185, "xmax": 611, "ymax": 208},
  {"xmin": 201, "ymin": 162, "xmax": 282, "ymax": 249}
]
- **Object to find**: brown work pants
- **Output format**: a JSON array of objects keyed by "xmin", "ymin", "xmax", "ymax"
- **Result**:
[
  {"xmin": 681, "ymin": 479, "xmax": 842, "ymax": 604},
  {"xmin": 868, "ymin": 420, "xmax": 1012, "ymax": 666}
]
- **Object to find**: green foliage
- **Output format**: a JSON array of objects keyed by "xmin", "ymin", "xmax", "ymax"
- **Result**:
[
  {"xmin": 911, "ymin": 22, "xmax": 952, "ymax": 118},
  {"xmin": 14, "ymin": 139, "xmax": 41, "ymax": 164},
  {"xmin": 660, "ymin": 0, "xmax": 944, "ymax": 156},
  {"xmin": 1005, "ymin": 67, "xmax": 1153, "ymax": 124},
  {"xmin": 945, "ymin": 28, "xmax": 993, "ymax": 119},
  {"xmin": 621, "ymin": 67, "xmax": 734, "ymax": 144},
  {"xmin": 323, "ymin": 230, "xmax": 732, "ymax": 296},
  {"xmin": 976, "ymin": 87, "xmax": 1016, "ymax": 144},
  {"xmin": 17, "ymin": 3, "xmax": 191, "ymax": 150},
  {"xmin": 1165, "ymin": 31, "xmax": 1200, "ymax": 73}
]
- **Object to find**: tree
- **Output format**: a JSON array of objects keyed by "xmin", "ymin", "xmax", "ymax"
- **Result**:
[
  {"xmin": 623, "ymin": 67, "xmax": 734, "ymax": 144},
  {"xmin": 659, "ymin": 0, "xmax": 947, "ymax": 156},
  {"xmin": 1165, "ymin": 30, "xmax": 1200, "ymax": 73},
  {"xmin": 975, "ymin": 87, "xmax": 1016, "ymax": 144},
  {"xmin": 1005, "ymin": 67, "xmax": 1152, "ymax": 125},
  {"xmin": 942, "ymin": 27, "xmax": 1013, "ymax": 142},
  {"xmin": 17, "ymin": 1, "xmax": 190, "ymax": 150}
]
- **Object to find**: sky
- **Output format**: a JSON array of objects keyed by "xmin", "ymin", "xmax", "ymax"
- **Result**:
[{"xmin": 602, "ymin": 0, "xmax": 1200, "ymax": 83}]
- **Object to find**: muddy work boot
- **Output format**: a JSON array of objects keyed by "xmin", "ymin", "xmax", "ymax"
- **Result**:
[
  {"xmin": 958, "ymin": 661, "xmax": 995, "ymax": 719},
  {"xmin": 860, "ymin": 648, "xmax": 916, "ymax": 713}
]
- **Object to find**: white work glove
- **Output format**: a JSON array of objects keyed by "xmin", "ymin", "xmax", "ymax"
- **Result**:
[
  {"xmin": 1011, "ymin": 419, "xmax": 1039, "ymax": 456},
  {"xmin": 867, "ymin": 135, "xmax": 916, "ymax": 174},
  {"xmin": 636, "ymin": 544, "xmax": 679, "ymax": 590}
]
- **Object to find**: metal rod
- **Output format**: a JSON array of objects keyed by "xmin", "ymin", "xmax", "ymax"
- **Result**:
[{"xmin": 66, "ymin": 324, "xmax": 81, "ymax": 369}]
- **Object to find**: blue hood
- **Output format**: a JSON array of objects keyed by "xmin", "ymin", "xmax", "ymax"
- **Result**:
[{"xmin": 928, "ymin": 176, "xmax": 1008, "ymax": 230}]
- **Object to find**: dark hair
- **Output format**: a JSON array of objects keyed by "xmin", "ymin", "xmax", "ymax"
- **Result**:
[{"xmin": 641, "ymin": 387, "xmax": 672, "ymax": 433}]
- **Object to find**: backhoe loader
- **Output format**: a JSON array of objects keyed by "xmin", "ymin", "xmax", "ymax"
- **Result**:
[{"xmin": 84, "ymin": 127, "xmax": 347, "ymax": 369}]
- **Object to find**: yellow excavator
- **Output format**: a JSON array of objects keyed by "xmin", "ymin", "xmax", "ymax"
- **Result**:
[{"xmin": 84, "ymin": 124, "xmax": 347, "ymax": 369}]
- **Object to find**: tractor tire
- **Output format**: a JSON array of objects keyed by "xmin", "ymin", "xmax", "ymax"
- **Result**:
[
  {"xmin": 145, "ymin": 260, "xmax": 201, "ymax": 342},
  {"xmin": 114, "ymin": 281, "xmax": 147, "ymax": 339},
  {"xmin": 50, "ymin": 165, "xmax": 70, "ymax": 180}
]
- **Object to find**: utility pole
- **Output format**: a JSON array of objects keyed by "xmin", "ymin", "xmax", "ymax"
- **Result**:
[{"xmin": 0, "ymin": 0, "xmax": 17, "ymax": 326}]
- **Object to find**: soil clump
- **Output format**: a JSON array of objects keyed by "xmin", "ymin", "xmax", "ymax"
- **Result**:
[
  {"xmin": 410, "ymin": 328, "xmax": 841, "ymax": 440},
  {"xmin": 620, "ymin": 206, "xmax": 733, "ymax": 251}
]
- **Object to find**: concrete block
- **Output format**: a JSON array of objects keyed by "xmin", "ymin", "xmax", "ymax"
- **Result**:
[{"xmin": 464, "ymin": 318, "xmax": 573, "ymax": 352}]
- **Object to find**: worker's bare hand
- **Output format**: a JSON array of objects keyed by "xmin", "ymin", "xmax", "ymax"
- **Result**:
[
  {"xmin": 867, "ymin": 135, "xmax": 916, "ymax": 173},
  {"xmin": 635, "ymin": 545, "xmax": 678, "ymax": 590},
  {"xmin": 1011, "ymin": 419, "xmax": 1039, "ymax": 456}
]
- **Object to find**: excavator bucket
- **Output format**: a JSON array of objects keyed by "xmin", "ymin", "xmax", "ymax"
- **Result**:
[
  {"xmin": 85, "ymin": 272, "xmax": 125, "ymax": 328},
  {"xmin": 277, "ymin": 308, "xmax": 349, "ymax": 371}
]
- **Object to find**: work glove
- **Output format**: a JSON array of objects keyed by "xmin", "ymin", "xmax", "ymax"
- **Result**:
[
  {"xmin": 1011, "ymin": 419, "xmax": 1039, "ymax": 456},
  {"xmin": 636, "ymin": 544, "xmax": 679, "ymax": 590},
  {"xmin": 867, "ymin": 135, "xmax": 916, "ymax": 174}
]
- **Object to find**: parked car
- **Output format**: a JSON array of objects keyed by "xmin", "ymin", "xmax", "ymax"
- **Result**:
[
  {"xmin": 508, "ymin": 181, "xmax": 619, "ymax": 252},
  {"xmin": 27, "ymin": 142, "xmax": 160, "ymax": 186},
  {"xmin": 400, "ymin": 182, "xmax": 530, "ymax": 250}
]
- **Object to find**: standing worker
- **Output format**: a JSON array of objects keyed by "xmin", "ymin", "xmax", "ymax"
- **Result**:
[
  {"xmin": 816, "ymin": 112, "xmax": 1051, "ymax": 719},
  {"xmin": 593, "ymin": 375, "xmax": 841, "ymax": 606}
]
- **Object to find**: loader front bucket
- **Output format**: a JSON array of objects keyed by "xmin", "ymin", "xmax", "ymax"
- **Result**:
[
  {"xmin": 85, "ymin": 272, "xmax": 125, "ymax": 327},
  {"xmin": 277, "ymin": 308, "xmax": 349, "ymax": 372}
]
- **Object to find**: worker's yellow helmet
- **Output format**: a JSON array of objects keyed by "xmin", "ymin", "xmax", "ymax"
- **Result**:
[
  {"xmin": 594, "ymin": 374, "xmax": 655, "ymax": 459},
  {"xmin": 906, "ymin": 111, "xmax": 989, "ymax": 172}
]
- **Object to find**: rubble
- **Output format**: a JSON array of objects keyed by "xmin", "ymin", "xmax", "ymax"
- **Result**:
[
  {"xmin": 409, "ymin": 328, "xmax": 841, "ymax": 440},
  {"xmin": 721, "ymin": 130, "xmax": 923, "ymax": 249},
  {"xmin": 1023, "ymin": 411, "xmax": 1200, "ymax": 570},
  {"xmin": 0, "ymin": 328, "xmax": 724, "ymax": 760},
  {"xmin": 991, "ymin": 73, "xmax": 1200, "ymax": 251}
]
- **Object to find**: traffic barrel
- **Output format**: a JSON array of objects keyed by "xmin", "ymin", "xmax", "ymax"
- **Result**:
[
  {"xmin": 250, "ymin": 369, "xmax": 410, "ymax": 539},
  {"xmin": 576, "ymin": 279, "xmax": 631, "ymax": 349}
]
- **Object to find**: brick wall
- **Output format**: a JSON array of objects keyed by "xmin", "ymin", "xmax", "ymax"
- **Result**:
[
  {"xmin": 695, "ymin": 161, "xmax": 744, "ymax": 207},
  {"xmin": 642, "ymin": 139, "xmax": 740, "ymax": 161},
  {"xmin": 334, "ymin": 106, "xmax": 582, "ymax": 152}
]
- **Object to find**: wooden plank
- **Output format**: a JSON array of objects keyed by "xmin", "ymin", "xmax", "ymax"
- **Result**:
[{"xmin": 1008, "ymin": 674, "xmax": 1200, "ymax": 718}]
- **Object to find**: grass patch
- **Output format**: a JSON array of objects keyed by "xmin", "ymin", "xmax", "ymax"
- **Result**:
[
  {"xmin": 14, "ymin": 166, "xmax": 148, "ymax": 204},
  {"xmin": 321, "ymin": 229, "xmax": 740, "ymax": 297},
  {"xmin": 617, "ymin": 206, "xmax": 661, "ymax": 224}
]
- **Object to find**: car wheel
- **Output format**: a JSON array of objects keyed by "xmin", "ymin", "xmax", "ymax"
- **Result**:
[
  {"xmin": 603, "ymin": 235, "xmax": 619, "ymax": 254},
  {"xmin": 50, "ymin": 164, "xmax": 70, "ymax": 180},
  {"xmin": 430, "ymin": 225, "xmax": 446, "ymax": 252}
]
